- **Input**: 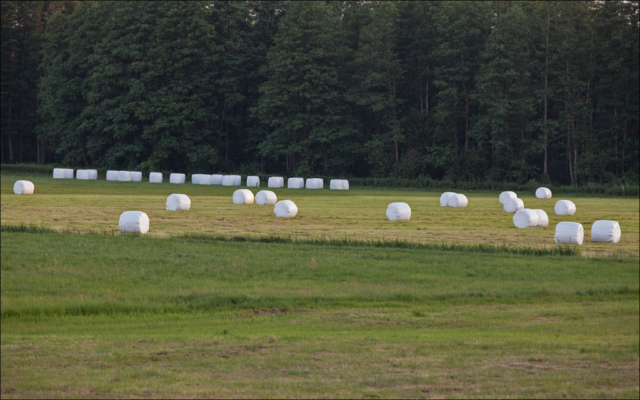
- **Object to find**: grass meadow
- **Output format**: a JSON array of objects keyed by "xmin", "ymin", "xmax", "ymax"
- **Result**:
[{"xmin": 1, "ymin": 171, "xmax": 639, "ymax": 398}]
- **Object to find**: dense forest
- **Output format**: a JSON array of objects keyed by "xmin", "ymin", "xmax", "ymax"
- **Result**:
[{"xmin": 1, "ymin": 1, "xmax": 638, "ymax": 185}]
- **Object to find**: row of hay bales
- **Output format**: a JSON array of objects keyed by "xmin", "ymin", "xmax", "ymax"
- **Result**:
[
  {"xmin": 498, "ymin": 188, "xmax": 621, "ymax": 245},
  {"xmin": 51, "ymin": 168, "xmax": 349, "ymax": 190}
]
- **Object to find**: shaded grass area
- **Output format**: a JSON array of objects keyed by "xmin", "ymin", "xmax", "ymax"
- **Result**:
[
  {"xmin": 1, "ymin": 232, "xmax": 638, "ymax": 398},
  {"xmin": 2, "ymin": 172, "xmax": 638, "ymax": 257}
]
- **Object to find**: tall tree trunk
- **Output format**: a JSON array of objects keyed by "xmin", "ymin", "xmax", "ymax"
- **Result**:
[
  {"xmin": 542, "ymin": 5, "xmax": 550, "ymax": 178},
  {"xmin": 567, "ymin": 117, "xmax": 574, "ymax": 185}
]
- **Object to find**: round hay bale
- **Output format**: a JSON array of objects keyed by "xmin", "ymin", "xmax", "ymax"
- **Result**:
[
  {"xmin": 554, "ymin": 200, "xmax": 576, "ymax": 216},
  {"xmin": 119, "ymin": 211, "xmax": 149, "ymax": 234},
  {"xmin": 170, "ymin": 173, "xmax": 186, "ymax": 184},
  {"xmin": 106, "ymin": 170, "xmax": 119, "ymax": 181},
  {"xmin": 247, "ymin": 176, "xmax": 260, "ymax": 187},
  {"xmin": 198, "ymin": 174, "xmax": 212, "ymax": 185},
  {"xmin": 499, "ymin": 191, "xmax": 517, "ymax": 204},
  {"xmin": 535, "ymin": 187, "xmax": 552, "ymax": 199},
  {"xmin": 149, "ymin": 172, "xmax": 163, "ymax": 183},
  {"xmin": 233, "ymin": 189, "xmax": 254, "ymax": 204},
  {"xmin": 211, "ymin": 174, "xmax": 223, "ymax": 185},
  {"xmin": 305, "ymin": 178, "xmax": 323, "ymax": 189},
  {"xmin": 447, "ymin": 193, "xmax": 468, "ymax": 207},
  {"xmin": 591, "ymin": 220, "xmax": 621, "ymax": 243},
  {"xmin": 268, "ymin": 177, "xmax": 284, "ymax": 188},
  {"xmin": 533, "ymin": 209, "xmax": 549, "ymax": 227},
  {"xmin": 513, "ymin": 209, "xmax": 539, "ymax": 228},
  {"xmin": 13, "ymin": 180, "xmax": 34, "ymax": 195},
  {"xmin": 53, "ymin": 168, "xmax": 66, "ymax": 179},
  {"xmin": 118, "ymin": 171, "xmax": 132, "ymax": 181},
  {"xmin": 191, "ymin": 174, "xmax": 202, "ymax": 184},
  {"xmin": 274, "ymin": 200, "xmax": 298, "ymax": 218},
  {"xmin": 76, "ymin": 170, "xmax": 90, "ymax": 180},
  {"xmin": 503, "ymin": 197, "xmax": 524, "ymax": 213},
  {"xmin": 256, "ymin": 190, "xmax": 277, "ymax": 205},
  {"xmin": 287, "ymin": 177, "xmax": 304, "ymax": 189},
  {"xmin": 554, "ymin": 222, "xmax": 583, "ymax": 245},
  {"xmin": 131, "ymin": 171, "xmax": 142, "ymax": 182},
  {"xmin": 166, "ymin": 194, "xmax": 191, "ymax": 211},
  {"xmin": 88, "ymin": 169, "xmax": 98, "ymax": 180},
  {"xmin": 440, "ymin": 192, "xmax": 456, "ymax": 207},
  {"xmin": 64, "ymin": 169, "xmax": 74, "ymax": 179},
  {"xmin": 386, "ymin": 202, "xmax": 411, "ymax": 221}
]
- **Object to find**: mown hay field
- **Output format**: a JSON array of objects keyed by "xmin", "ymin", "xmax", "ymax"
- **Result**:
[{"xmin": 1, "ymin": 173, "xmax": 638, "ymax": 257}]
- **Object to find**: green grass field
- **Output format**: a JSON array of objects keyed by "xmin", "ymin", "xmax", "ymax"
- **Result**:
[{"xmin": 1, "ymin": 172, "xmax": 639, "ymax": 398}]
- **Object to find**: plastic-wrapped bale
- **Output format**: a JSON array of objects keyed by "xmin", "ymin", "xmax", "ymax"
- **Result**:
[
  {"xmin": 268, "ymin": 177, "xmax": 284, "ymax": 188},
  {"xmin": 222, "ymin": 175, "xmax": 234, "ymax": 186},
  {"xmin": 119, "ymin": 211, "xmax": 149, "ymax": 234},
  {"xmin": 191, "ymin": 174, "xmax": 201, "ymax": 184},
  {"xmin": 149, "ymin": 172, "xmax": 163, "ymax": 183},
  {"xmin": 535, "ymin": 187, "xmax": 552, "ymax": 199},
  {"xmin": 247, "ymin": 176, "xmax": 260, "ymax": 187},
  {"xmin": 233, "ymin": 189, "xmax": 254, "ymax": 204},
  {"xmin": 554, "ymin": 222, "xmax": 583, "ymax": 244},
  {"xmin": 513, "ymin": 209, "xmax": 539, "ymax": 228},
  {"xmin": 274, "ymin": 200, "xmax": 298, "ymax": 218},
  {"xmin": 53, "ymin": 168, "xmax": 66, "ymax": 179},
  {"xmin": 554, "ymin": 200, "xmax": 576, "ymax": 216},
  {"xmin": 118, "ymin": 171, "xmax": 132, "ymax": 182},
  {"xmin": 76, "ymin": 169, "xmax": 90, "ymax": 180},
  {"xmin": 170, "ymin": 173, "xmax": 185, "ymax": 184},
  {"xmin": 306, "ymin": 178, "xmax": 323, "ymax": 189},
  {"xmin": 330, "ymin": 179, "xmax": 349, "ymax": 190},
  {"xmin": 503, "ymin": 197, "xmax": 524, "ymax": 213},
  {"xmin": 533, "ymin": 209, "xmax": 549, "ymax": 227},
  {"xmin": 166, "ymin": 194, "xmax": 191, "ymax": 211},
  {"xmin": 106, "ymin": 170, "xmax": 119, "ymax": 181},
  {"xmin": 13, "ymin": 180, "xmax": 34, "ymax": 195},
  {"xmin": 591, "ymin": 220, "xmax": 621, "ymax": 243},
  {"xmin": 447, "ymin": 193, "xmax": 468, "ymax": 208},
  {"xmin": 198, "ymin": 174, "xmax": 212, "ymax": 185},
  {"xmin": 288, "ymin": 177, "xmax": 304, "ymax": 189},
  {"xmin": 386, "ymin": 202, "xmax": 411, "ymax": 221},
  {"xmin": 440, "ymin": 192, "xmax": 456, "ymax": 207},
  {"xmin": 211, "ymin": 174, "xmax": 223, "ymax": 185},
  {"xmin": 499, "ymin": 191, "xmax": 517, "ymax": 204},
  {"xmin": 232, "ymin": 175, "xmax": 241, "ymax": 186},
  {"xmin": 88, "ymin": 170, "xmax": 98, "ymax": 180},
  {"xmin": 130, "ymin": 171, "xmax": 142, "ymax": 182},
  {"xmin": 256, "ymin": 190, "xmax": 277, "ymax": 205},
  {"xmin": 64, "ymin": 169, "xmax": 74, "ymax": 179}
]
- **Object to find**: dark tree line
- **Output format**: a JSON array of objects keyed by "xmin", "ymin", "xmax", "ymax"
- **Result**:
[{"xmin": 1, "ymin": 1, "xmax": 638, "ymax": 185}]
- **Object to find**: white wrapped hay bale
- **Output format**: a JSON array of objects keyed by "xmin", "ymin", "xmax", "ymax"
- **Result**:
[
  {"xmin": 288, "ymin": 177, "xmax": 304, "ymax": 189},
  {"xmin": 64, "ymin": 168, "xmax": 74, "ymax": 179},
  {"xmin": 533, "ymin": 209, "xmax": 549, "ymax": 227},
  {"xmin": 247, "ymin": 176, "xmax": 260, "ymax": 187},
  {"xmin": 554, "ymin": 222, "xmax": 583, "ymax": 245},
  {"xmin": 554, "ymin": 200, "xmax": 576, "ymax": 216},
  {"xmin": 170, "ymin": 173, "xmax": 185, "ymax": 184},
  {"xmin": 191, "ymin": 174, "xmax": 201, "ymax": 184},
  {"xmin": 198, "ymin": 174, "xmax": 212, "ymax": 185},
  {"xmin": 274, "ymin": 200, "xmax": 298, "ymax": 218},
  {"xmin": 130, "ymin": 171, "xmax": 142, "ymax": 182},
  {"xmin": 447, "ymin": 193, "xmax": 468, "ymax": 207},
  {"xmin": 222, "ymin": 175, "xmax": 234, "ymax": 186},
  {"xmin": 591, "ymin": 220, "xmax": 621, "ymax": 243},
  {"xmin": 513, "ymin": 209, "xmax": 539, "ymax": 229},
  {"xmin": 330, "ymin": 179, "xmax": 349, "ymax": 190},
  {"xmin": 305, "ymin": 178, "xmax": 323, "ymax": 189},
  {"xmin": 233, "ymin": 175, "xmax": 241, "ymax": 186},
  {"xmin": 268, "ymin": 177, "xmax": 284, "ymax": 188},
  {"xmin": 499, "ymin": 191, "xmax": 517, "ymax": 204},
  {"xmin": 13, "ymin": 180, "xmax": 34, "ymax": 195},
  {"xmin": 118, "ymin": 171, "xmax": 132, "ymax": 182},
  {"xmin": 53, "ymin": 168, "xmax": 66, "ymax": 179},
  {"xmin": 211, "ymin": 174, "xmax": 223, "ymax": 185},
  {"xmin": 504, "ymin": 197, "xmax": 524, "ymax": 213},
  {"xmin": 386, "ymin": 202, "xmax": 411, "ymax": 221},
  {"xmin": 76, "ymin": 169, "xmax": 90, "ymax": 180},
  {"xmin": 88, "ymin": 169, "xmax": 98, "ymax": 180},
  {"xmin": 106, "ymin": 170, "xmax": 119, "ymax": 181},
  {"xmin": 233, "ymin": 189, "xmax": 254, "ymax": 204},
  {"xmin": 256, "ymin": 190, "xmax": 277, "ymax": 205},
  {"xmin": 166, "ymin": 194, "xmax": 191, "ymax": 211},
  {"xmin": 119, "ymin": 211, "xmax": 149, "ymax": 234},
  {"xmin": 149, "ymin": 172, "xmax": 163, "ymax": 183},
  {"xmin": 536, "ymin": 187, "xmax": 552, "ymax": 199},
  {"xmin": 440, "ymin": 192, "xmax": 456, "ymax": 207}
]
